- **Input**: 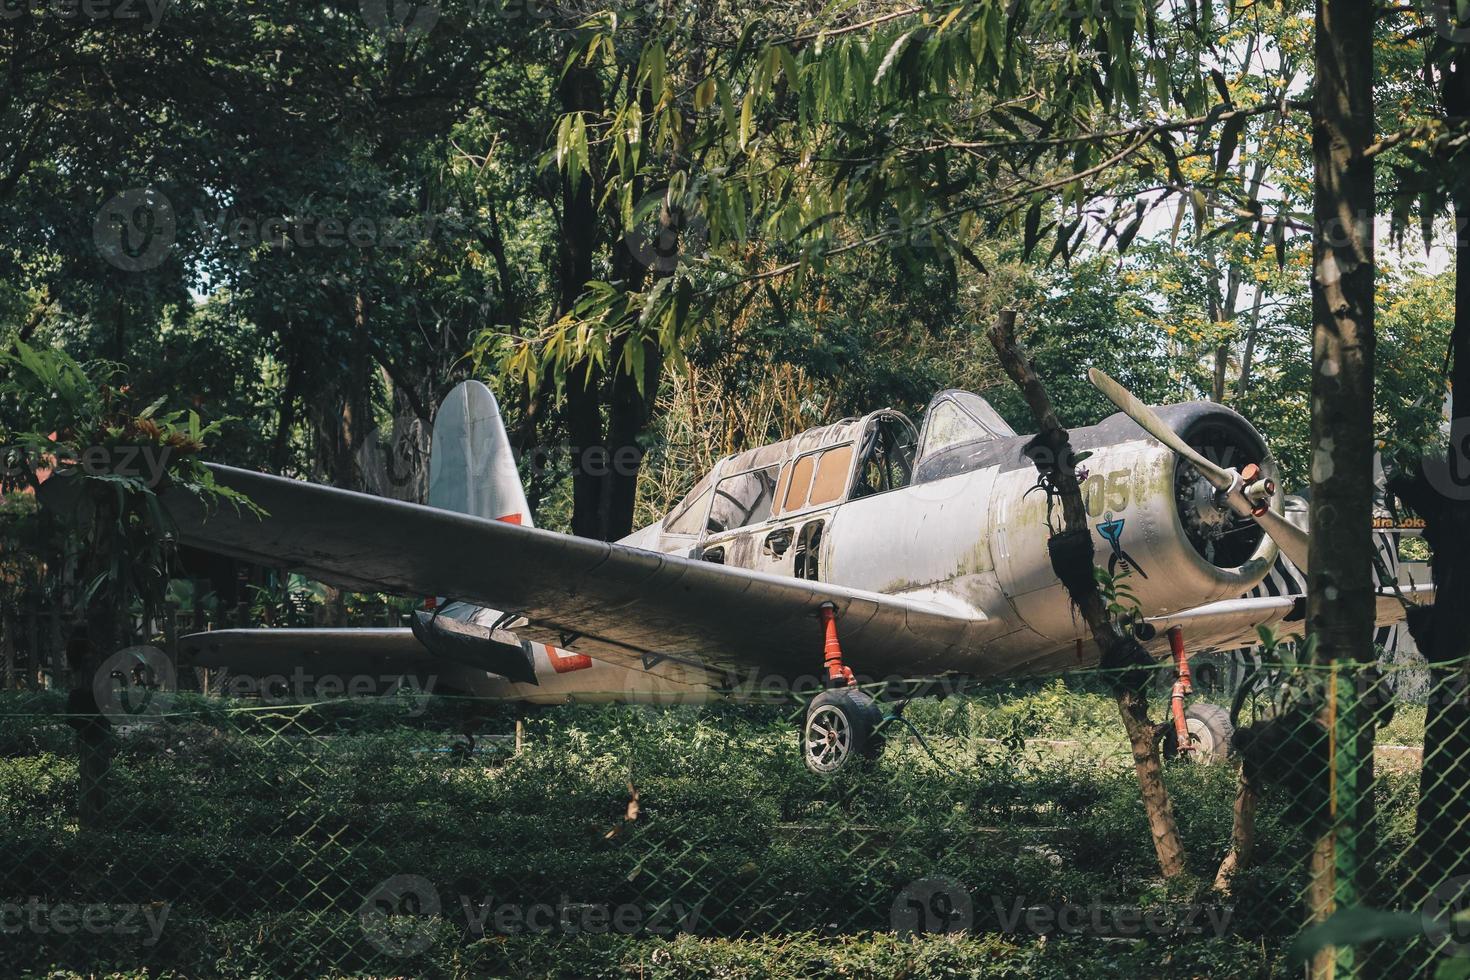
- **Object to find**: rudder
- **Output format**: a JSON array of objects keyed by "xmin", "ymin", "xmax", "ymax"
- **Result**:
[{"xmin": 428, "ymin": 381, "xmax": 534, "ymax": 527}]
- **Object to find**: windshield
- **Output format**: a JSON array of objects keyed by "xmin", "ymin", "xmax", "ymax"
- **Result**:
[
  {"xmin": 919, "ymin": 390, "xmax": 1016, "ymax": 458},
  {"xmin": 664, "ymin": 468, "xmax": 717, "ymax": 535}
]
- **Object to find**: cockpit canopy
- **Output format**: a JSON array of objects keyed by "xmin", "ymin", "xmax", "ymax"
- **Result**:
[
  {"xmin": 916, "ymin": 390, "xmax": 1016, "ymax": 456},
  {"xmin": 662, "ymin": 417, "xmax": 876, "ymax": 536},
  {"xmin": 662, "ymin": 390, "xmax": 1016, "ymax": 537},
  {"xmin": 912, "ymin": 389, "xmax": 1017, "ymax": 483}
]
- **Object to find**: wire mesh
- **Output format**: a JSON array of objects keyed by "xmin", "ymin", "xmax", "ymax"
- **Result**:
[{"xmin": 0, "ymin": 654, "xmax": 1466, "ymax": 978}]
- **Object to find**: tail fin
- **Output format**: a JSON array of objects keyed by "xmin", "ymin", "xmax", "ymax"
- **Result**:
[{"xmin": 428, "ymin": 381, "xmax": 534, "ymax": 527}]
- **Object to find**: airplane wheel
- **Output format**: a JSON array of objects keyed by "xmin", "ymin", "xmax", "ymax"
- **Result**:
[
  {"xmin": 803, "ymin": 689, "xmax": 882, "ymax": 775},
  {"xmin": 1164, "ymin": 702, "xmax": 1235, "ymax": 764}
]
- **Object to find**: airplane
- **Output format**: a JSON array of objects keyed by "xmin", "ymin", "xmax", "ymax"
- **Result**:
[{"xmin": 74, "ymin": 371, "xmax": 1430, "ymax": 775}]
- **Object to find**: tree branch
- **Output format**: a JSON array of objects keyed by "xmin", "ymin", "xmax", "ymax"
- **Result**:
[{"xmin": 986, "ymin": 309, "xmax": 1188, "ymax": 880}]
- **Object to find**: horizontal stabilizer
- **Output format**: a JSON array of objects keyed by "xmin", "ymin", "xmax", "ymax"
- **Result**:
[{"xmin": 181, "ymin": 628, "xmax": 428, "ymax": 677}]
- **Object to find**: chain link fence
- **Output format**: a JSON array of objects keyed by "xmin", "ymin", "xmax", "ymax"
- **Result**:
[{"xmin": 1, "ymin": 652, "xmax": 1467, "ymax": 978}]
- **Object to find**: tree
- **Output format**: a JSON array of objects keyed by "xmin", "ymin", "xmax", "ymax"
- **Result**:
[
  {"xmin": 989, "ymin": 310, "xmax": 1188, "ymax": 878},
  {"xmin": 1303, "ymin": 0, "xmax": 1377, "ymax": 971},
  {"xmin": 1383, "ymin": 2, "xmax": 1470, "ymax": 916},
  {"xmin": 0, "ymin": 343, "xmax": 251, "ymax": 827}
]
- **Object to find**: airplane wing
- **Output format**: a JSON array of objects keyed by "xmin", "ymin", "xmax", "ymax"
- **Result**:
[
  {"xmin": 118, "ymin": 465, "xmax": 994, "ymax": 679},
  {"xmin": 1142, "ymin": 584, "xmax": 1434, "ymax": 655}
]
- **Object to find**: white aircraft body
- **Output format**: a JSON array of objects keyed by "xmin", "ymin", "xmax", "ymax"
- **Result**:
[{"xmin": 143, "ymin": 373, "xmax": 1430, "ymax": 773}]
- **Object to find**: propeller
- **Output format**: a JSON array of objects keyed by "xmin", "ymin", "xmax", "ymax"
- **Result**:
[{"xmin": 1087, "ymin": 368, "xmax": 1309, "ymax": 572}]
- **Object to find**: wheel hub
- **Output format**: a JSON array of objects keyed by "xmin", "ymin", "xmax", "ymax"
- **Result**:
[{"xmin": 805, "ymin": 704, "xmax": 853, "ymax": 774}]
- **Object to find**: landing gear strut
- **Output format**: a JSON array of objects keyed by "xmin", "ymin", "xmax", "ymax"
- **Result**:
[
  {"xmin": 1162, "ymin": 626, "xmax": 1235, "ymax": 763},
  {"xmin": 801, "ymin": 603, "xmax": 883, "ymax": 775},
  {"xmin": 1167, "ymin": 626, "xmax": 1194, "ymax": 755}
]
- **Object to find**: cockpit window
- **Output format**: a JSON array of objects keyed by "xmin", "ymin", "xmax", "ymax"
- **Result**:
[
  {"xmin": 707, "ymin": 465, "xmax": 782, "ymax": 532},
  {"xmin": 951, "ymin": 391, "xmax": 1016, "ymax": 439},
  {"xmin": 852, "ymin": 415, "xmax": 916, "ymax": 498},
  {"xmin": 778, "ymin": 455, "xmax": 816, "ymax": 515},
  {"xmin": 806, "ymin": 444, "xmax": 854, "ymax": 507},
  {"xmin": 920, "ymin": 400, "xmax": 986, "ymax": 457},
  {"xmin": 664, "ymin": 471, "xmax": 715, "ymax": 535},
  {"xmin": 776, "ymin": 443, "xmax": 855, "ymax": 514},
  {"xmin": 918, "ymin": 391, "xmax": 1017, "ymax": 459}
]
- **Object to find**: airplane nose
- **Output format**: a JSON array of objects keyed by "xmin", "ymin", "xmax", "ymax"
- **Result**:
[{"xmin": 1169, "ymin": 412, "xmax": 1274, "ymax": 571}]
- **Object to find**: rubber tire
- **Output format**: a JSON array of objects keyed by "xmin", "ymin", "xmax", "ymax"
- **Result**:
[
  {"xmin": 802, "ymin": 688, "xmax": 883, "ymax": 775},
  {"xmin": 1164, "ymin": 701, "xmax": 1235, "ymax": 763}
]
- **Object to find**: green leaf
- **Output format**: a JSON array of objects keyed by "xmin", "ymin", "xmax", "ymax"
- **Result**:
[
  {"xmin": 874, "ymin": 30, "xmax": 915, "ymax": 87},
  {"xmin": 733, "ymin": 18, "xmax": 760, "ymax": 62},
  {"xmin": 555, "ymin": 113, "xmax": 573, "ymax": 168},
  {"xmin": 1116, "ymin": 206, "xmax": 1146, "ymax": 254},
  {"xmin": 640, "ymin": 41, "xmax": 666, "ymax": 101},
  {"xmin": 569, "ymin": 113, "xmax": 589, "ymax": 193},
  {"xmin": 1214, "ymin": 112, "xmax": 1245, "ymax": 180},
  {"xmin": 1288, "ymin": 907, "xmax": 1429, "ymax": 964},
  {"xmin": 1209, "ymin": 68, "xmax": 1232, "ymax": 107},
  {"xmin": 776, "ymin": 44, "xmax": 799, "ymax": 89},
  {"xmin": 674, "ymin": 277, "xmax": 693, "ymax": 338},
  {"xmin": 717, "ymin": 78, "xmax": 738, "ymax": 138},
  {"xmin": 987, "ymin": 4, "xmax": 1006, "ymax": 66},
  {"xmin": 1021, "ymin": 201, "xmax": 1043, "ymax": 262},
  {"xmin": 1299, "ymin": 633, "xmax": 1319, "ymax": 664},
  {"xmin": 694, "ymin": 76, "xmax": 716, "ymax": 112}
]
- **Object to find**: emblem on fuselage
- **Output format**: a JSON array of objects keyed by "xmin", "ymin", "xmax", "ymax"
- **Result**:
[{"xmin": 1097, "ymin": 512, "xmax": 1148, "ymax": 579}]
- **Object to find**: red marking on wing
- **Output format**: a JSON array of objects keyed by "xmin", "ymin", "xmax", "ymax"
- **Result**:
[
  {"xmin": 546, "ymin": 646, "xmax": 593, "ymax": 673},
  {"xmin": 496, "ymin": 513, "xmax": 524, "ymax": 525}
]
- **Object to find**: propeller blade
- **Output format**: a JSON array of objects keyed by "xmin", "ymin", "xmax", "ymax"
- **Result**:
[
  {"xmin": 1253, "ymin": 506, "xmax": 1310, "ymax": 572},
  {"xmin": 1087, "ymin": 367, "xmax": 1309, "ymax": 572},
  {"xmin": 1087, "ymin": 369, "xmax": 1233, "ymax": 489}
]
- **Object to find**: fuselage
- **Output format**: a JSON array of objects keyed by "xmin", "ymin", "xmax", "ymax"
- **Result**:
[{"xmin": 470, "ymin": 394, "xmax": 1283, "ymax": 702}]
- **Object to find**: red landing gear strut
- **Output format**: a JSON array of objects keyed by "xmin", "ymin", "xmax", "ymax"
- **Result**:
[
  {"xmin": 1167, "ymin": 625, "xmax": 1194, "ymax": 753},
  {"xmin": 819, "ymin": 602, "xmax": 855, "ymax": 688},
  {"xmin": 802, "ymin": 604, "xmax": 880, "ymax": 775}
]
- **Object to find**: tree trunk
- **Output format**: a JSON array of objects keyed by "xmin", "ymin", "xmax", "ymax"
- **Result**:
[
  {"xmin": 1116, "ymin": 683, "xmax": 1189, "ymax": 876},
  {"xmin": 1398, "ymin": 210, "xmax": 1470, "ymax": 910},
  {"xmin": 558, "ymin": 62, "xmax": 608, "ymax": 539},
  {"xmin": 603, "ymin": 339, "xmax": 662, "ymax": 538},
  {"xmin": 271, "ymin": 334, "xmax": 302, "ymax": 473},
  {"xmin": 555, "ymin": 58, "xmax": 680, "ymax": 542},
  {"xmin": 1306, "ymin": 0, "xmax": 1377, "ymax": 970},
  {"xmin": 988, "ymin": 310, "xmax": 1187, "ymax": 879},
  {"xmin": 1213, "ymin": 771, "xmax": 1259, "ymax": 893},
  {"xmin": 306, "ymin": 296, "xmax": 374, "ymax": 493},
  {"xmin": 565, "ymin": 359, "xmax": 609, "ymax": 539},
  {"xmin": 1396, "ymin": 35, "xmax": 1470, "ymax": 912},
  {"xmin": 1234, "ymin": 288, "xmax": 1266, "ymax": 401},
  {"xmin": 69, "ymin": 573, "xmax": 118, "ymax": 832}
]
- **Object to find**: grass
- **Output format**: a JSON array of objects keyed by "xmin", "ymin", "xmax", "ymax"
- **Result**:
[{"xmin": 0, "ymin": 676, "xmax": 1442, "ymax": 978}]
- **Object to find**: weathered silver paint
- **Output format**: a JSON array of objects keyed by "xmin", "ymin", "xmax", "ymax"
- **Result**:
[
  {"xmin": 428, "ymin": 380, "xmax": 533, "ymax": 526},
  {"xmin": 156, "ymin": 385, "xmax": 1431, "ymax": 702}
]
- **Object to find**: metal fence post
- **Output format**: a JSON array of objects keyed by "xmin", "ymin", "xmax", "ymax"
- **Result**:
[
  {"xmin": 2, "ymin": 607, "xmax": 14, "ymax": 690},
  {"xmin": 1333, "ymin": 661, "xmax": 1361, "ymax": 978}
]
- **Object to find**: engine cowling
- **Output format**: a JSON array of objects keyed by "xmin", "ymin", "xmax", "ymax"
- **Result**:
[{"xmin": 988, "ymin": 401, "xmax": 1279, "ymax": 644}]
